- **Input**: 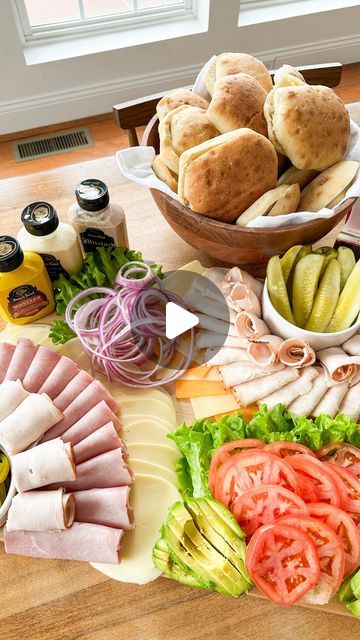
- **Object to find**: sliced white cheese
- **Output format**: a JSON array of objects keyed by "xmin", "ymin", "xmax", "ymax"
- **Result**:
[
  {"xmin": 127, "ymin": 442, "xmax": 179, "ymax": 470},
  {"xmin": 130, "ymin": 459, "xmax": 177, "ymax": 485},
  {"xmin": 121, "ymin": 413, "xmax": 173, "ymax": 431},
  {"xmin": 0, "ymin": 324, "xmax": 56, "ymax": 348},
  {"xmin": 91, "ymin": 472, "xmax": 180, "ymax": 584},
  {"xmin": 122, "ymin": 419, "xmax": 177, "ymax": 448},
  {"xmin": 119, "ymin": 401, "xmax": 177, "ymax": 425},
  {"xmin": 191, "ymin": 394, "xmax": 239, "ymax": 420}
]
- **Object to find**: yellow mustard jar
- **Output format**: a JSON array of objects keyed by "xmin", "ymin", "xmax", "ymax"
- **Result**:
[{"xmin": 0, "ymin": 235, "xmax": 55, "ymax": 324}]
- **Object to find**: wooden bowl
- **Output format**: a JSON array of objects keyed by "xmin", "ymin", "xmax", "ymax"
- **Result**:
[{"xmin": 142, "ymin": 115, "xmax": 356, "ymax": 276}]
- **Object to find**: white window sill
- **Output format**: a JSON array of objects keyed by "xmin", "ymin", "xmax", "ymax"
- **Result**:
[
  {"xmin": 23, "ymin": 6, "xmax": 209, "ymax": 65},
  {"xmin": 239, "ymin": 0, "xmax": 360, "ymax": 26}
]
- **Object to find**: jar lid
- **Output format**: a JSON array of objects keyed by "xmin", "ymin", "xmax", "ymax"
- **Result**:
[
  {"xmin": 21, "ymin": 202, "xmax": 59, "ymax": 236},
  {"xmin": 75, "ymin": 179, "xmax": 110, "ymax": 212},
  {"xmin": 0, "ymin": 236, "xmax": 24, "ymax": 272}
]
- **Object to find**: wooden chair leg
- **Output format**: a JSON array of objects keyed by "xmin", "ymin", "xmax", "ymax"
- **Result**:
[{"xmin": 125, "ymin": 128, "xmax": 139, "ymax": 147}]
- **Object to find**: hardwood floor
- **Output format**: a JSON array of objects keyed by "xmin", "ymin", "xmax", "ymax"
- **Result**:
[{"xmin": 0, "ymin": 62, "xmax": 359, "ymax": 180}]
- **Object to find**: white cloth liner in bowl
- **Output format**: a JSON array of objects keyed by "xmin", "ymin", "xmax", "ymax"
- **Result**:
[{"xmin": 116, "ymin": 56, "xmax": 360, "ymax": 229}]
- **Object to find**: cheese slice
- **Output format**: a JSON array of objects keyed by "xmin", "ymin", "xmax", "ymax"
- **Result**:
[
  {"xmin": 130, "ymin": 459, "xmax": 177, "ymax": 485},
  {"xmin": 214, "ymin": 403, "xmax": 259, "ymax": 422},
  {"xmin": 127, "ymin": 442, "xmax": 179, "ymax": 471},
  {"xmin": 120, "ymin": 413, "xmax": 173, "ymax": 431},
  {"xmin": 176, "ymin": 378, "xmax": 227, "ymax": 399},
  {"xmin": 191, "ymin": 394, "xmax": 240, "ymax": 420},
  {"xmin": 122, "ymin": 419, "xmax": 177, "ymax": 448},
  {"xmin": 91, "ymin": 472, "xmax": 181, "ymax": 584}
]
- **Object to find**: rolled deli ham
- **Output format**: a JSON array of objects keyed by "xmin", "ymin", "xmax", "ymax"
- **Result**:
[
  {"xmin": 0, "ymin": 343, "xmax": 15, "ymax": 383},
  {"xmin": 49, "ymin": 448, "xmax": 132, "ymax": 491},
  {"xmin": 6, "ymin": 489, "xmax": 75, "ymax": 531},
  {"xmin": 312, "ymin": 382, "xmax": 349, "ymax": 418},
  {"xmin": 74, "ymin": 486, "xmax": 134, "ymax": 530},
  {"xmin": 340, "ymin": 382, "xmax": 360, "ymax": 421},
  {"xmin": 4, "ymin": 522, "xmax": 123, "ymax": 564},
  {"xmin": 317, "ymin": 347, "xmax": 360, "ymax": 385},
  {"xmin": 12, "ymin": 438, "xmax": 76, "ymax": 492},
  {"xmin": 289, "ymin": 371, "xmax": 328, "ymax": 417},
  {"xmin": 73, "ymin": 422, "xmax": 122, "ymax": 464},
  {"xmin": 39, "ymin": 356, "xmax": 79, "ymax": 399},
  {"xmin": 226, "ymin": 283, "xmax": 261, "ymax": 317},
  {"xmin": 232, "ymin": 367, "xmax": 299, "ymax": 406},
  {"xmin": 22, "ymin": 346, "xmax": 60, "ymax": 393},
  {"xmin": 278, "ymin": 339, "xmax": 316, "ymax": 368},
  {"xmin": 0, "ymin": 379, "xmax": 29, "ymax": 421},
  {"xmin": 60, "ymin": 400, "xmax": 122, "ymax": 446},
  {"xmin": 247, "ymin": 335, "xmax": 284, "ymax": 368},
  {"xmin": 235, "ymin": 311, "xmax": 269, "ymax": 340},
  {"xmin": 260, "ymin": 367, "xmax": 319, "ymax": 410},
  {"xmin": 0, "ymin": 392, "xmax": 63, "ymax": 454},
  {"xmin": 219, "ymin": 362, "xmax": 270, "ymax": 388},
  {"xmin": 221, "ymin": 267, "xmax": 263, "ymax": 300},
  {"xmin": 53, "ymin": 370, "xmax": 94, "ymax": 412},
  {"xmin": 342, "ymin": 333, "xmax": 360, "ymax": 357},
  {"xmin": 5, "ymin": 338, "xmax": 39, "ymax": 382}
]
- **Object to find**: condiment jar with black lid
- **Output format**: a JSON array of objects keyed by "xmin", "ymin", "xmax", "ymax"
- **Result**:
[
  {"xmin": 0, "ymin": 235, "xmax": 54, "ymax": 324},
  {"xmin": 68, "ymin": 179, "xmax": 128, "ymax": 256},
  {"xmin": 17, "ymin": 201, "xmax": 83, "ymax": 282}
]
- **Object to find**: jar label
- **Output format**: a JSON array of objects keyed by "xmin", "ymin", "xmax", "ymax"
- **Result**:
[
  {"xmin": 40, "ymin": 253, "xmax": 69, "ymax": 281},
  {"xmin": 7, "ymin": 285, "xmax": 49, "ymax": 319},
  {"xmin": 80, "ymin": 227, "xmax": 115, "ymax": 252}
]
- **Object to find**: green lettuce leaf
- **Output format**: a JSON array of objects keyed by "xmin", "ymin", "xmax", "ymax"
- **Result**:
[{"xmin": 48, "ymin": 319, "xmax": 76, "ymax": 345}]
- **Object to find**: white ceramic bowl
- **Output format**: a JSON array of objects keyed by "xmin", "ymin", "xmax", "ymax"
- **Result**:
[
  {"xmin": 262, "ymin": 280, "xmax": 360, "ymax": 351},
  {"xmin": 0, "ymin": 440, "xmax": 16, "ymax": 528}
]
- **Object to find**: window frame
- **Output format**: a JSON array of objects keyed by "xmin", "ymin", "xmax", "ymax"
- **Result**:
[{"xmin": 12, "ymin": 0, "xmax": 195, "ymax": 43}]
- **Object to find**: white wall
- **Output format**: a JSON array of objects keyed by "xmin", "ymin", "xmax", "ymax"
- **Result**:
[{"xmin": 0, "ymin": 0, "xmax": 359, "ymax": 134}]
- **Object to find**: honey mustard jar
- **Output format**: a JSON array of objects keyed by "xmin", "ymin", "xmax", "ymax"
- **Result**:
[{"xmin": 0, "ymin": 236, "xmax": 55, "ymax": 324}]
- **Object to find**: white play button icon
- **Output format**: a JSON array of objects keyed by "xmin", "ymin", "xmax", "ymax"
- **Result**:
[{"xmin": 165, "ymin": 302, "xmax": 199, "ymax": 340}]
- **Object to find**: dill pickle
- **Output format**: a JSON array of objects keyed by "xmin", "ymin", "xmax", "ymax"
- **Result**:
[
  {"xmin": 292, "ymin": 254, "xmax": 324, "ymax": 328},
  {"xmin": 314, "ymin": 246, "xmax": 336, "ymax": 255},
  {"xmin": 326, "ymin": 259, "xmax": 360, "ymax": 332},
  {"xmin": 305, "ymin": 260, "xmax": 340, "ymax": 332},
  {"xmin": 267, "ymin": 255, "xmax": 295, "ymax": 324},
  {"xmin": 319, "ymin": 248, "xmax": 338, "ymax": 277},
  {"xmin": 287, "ymin": 245, "xmax": 312, "ymax": 297},
  {"xmin": 337, "ymin": 246, "xmax": 356, "ymax": 290},
  {"xmin": 280, "ymin": 245, "xmax": 302, "ymax": 283}
]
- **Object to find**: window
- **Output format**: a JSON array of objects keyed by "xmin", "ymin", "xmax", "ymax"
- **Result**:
[
  {"xmin": 239, "ymin": 0, "xmax": 360, "ymax": 26},
  {"xmin": 13, "ymin": 0, "xmax": 194, "ymax": 41}
]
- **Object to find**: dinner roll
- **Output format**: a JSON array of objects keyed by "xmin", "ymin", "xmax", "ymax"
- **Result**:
[
  {"xmin": 178, "ymin": 128, "xmax": 278, "ymax": 222},
  {"xmin": 298, "ymin": 160, "xmax": 359, "ymax": 211},
  {"xmin": 274, "ymin": 65, "xmax": 305, "ymax": 87},
  {"xmin": 205, "ymin": 52, "xmax": 272, "ymax": 96},
  {"xmin": 207, "ymin": 73, "xmax": 268, "ymax": 136},
  {"xmin": 156, "ymin": 88, "xmax": 209, "ymax": 120},
  {"xmin": 152, "ymin": 155, "xmax": 178, "ymax": 193},
  {"xmin": 264, "ymin": 84, "xmax": 350, "ymax": 170},
  {"xmin": 159, "ymin": 105, "xmax": 219, "ymax": 174}
]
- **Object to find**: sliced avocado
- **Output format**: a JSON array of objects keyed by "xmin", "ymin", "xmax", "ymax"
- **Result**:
[
  {"xmin": 185, "ymin": 499, "xmax": 252, "ymax": 591},
  {"xmin": 338, "ymin": 574, "xmax": 356, "ymax": 603},
  {"xmin": 351, "ymin": 569, "xmax": 360, "ymax": 600},
  {"xmin": 347, "ymin": 600, "xmax": 360, "ymax": 618},
  {"xmin": 204, "ymin": 498, "xmax": 246, "ymax": 540},
  {"xmin": 152, "ymin": 537, "xmax": 203, "ymax": 589}
]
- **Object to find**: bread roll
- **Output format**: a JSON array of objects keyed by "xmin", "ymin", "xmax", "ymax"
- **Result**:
[
  {"xmin": 152, "ymin": 155, "xmax": 178, "ymax": 193},
  {"xmin": 268, "ymin": 183, "xmax": 300, "ymax": 216},
  {"xmin": 156, "ymin": 88, "xmax": 209, "ymax": 120},
  {"xmin": 264, "ymin": 84, "xmax": 350, "ymax": 170},
  {"xmin": 274, "ymin": 65, "xmax": 305, "ymax": 87},
  {"xmin": 207, "ymin": 73, "xmax": 268, "ymax": 136},
  {"xmin": 205, "ymin": 53, "xmax": 272, "ymax": 95},
  {"xmin": 159, "ymin": 105, "xmax": 219, "ymax": 174},
  {"xmin": 298, "ymin": 160, "xmax": 359, "ymax": 211},
  {"xmin": 178, "ymin": 128, "xmax": 278, "ymax": 223},
  {"xmin": 277, "ymin": 165, "xmax": 318, "ymax": 188},
  {"xmin": 236, "ymin": 184, "xmax": 298, "ymax": 226}
]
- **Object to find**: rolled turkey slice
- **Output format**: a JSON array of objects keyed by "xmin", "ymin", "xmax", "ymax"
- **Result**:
[
  {"xmin": 219, "ymin": 361, "xmax": 271, "ymax": 388},
  {"xmin": 260, "ymin": 367, "xmax": 319, "ymax": 411},
  {"xmin": 41, "ymin": 380, "xmax": 118, "ymax": 442},
  {"xmin": 12, "ymin": 438, "xmax": 76, "ymax": 492},
  {"xmin": 205, "ymin": 347, "xmax": 250, "ymax": 366},
  {"xmin": 49, "ymin": 448, "xmax": 132, "ymax": 491},
  {"xmin": 312, "ymin": 382, "xmax": 349, "ymax": 418},
  {"xmin": 53, "ymin": 369, "xmax": 94, "ymax": 412},
  {"xmin": 6, "ymin": 488, "xmax": 75, "ymax": 531},
  {"xmin": 0, "ymin": 379, "xmax": 29, "ymax": 421},
  {"xmin": 226, "ymin": 283, "xmax": 261, "ymax": 317},
  {"xmin": 278, "ymin": 338, "xmax": 316, "ymax": 368},
  {"xmin": 22, "ymin": 346, "xmax": 60, "ymax": 393},
  {"xmin": 74, "ymin": 486, "xmax": 134, "ymax": 530},
  {"xmin": 5, "ymin": 338, "xmax": 39, "ymax": 382},
  {"xmin": 0, "ymin": 343, "xmax": 15, "ymax": 383},
  {"xmin": 39, "ymin": 356, "xmax": 79, "ymax": 399},
  {"xmin": 183, "ymin": 289, "xmax": 236, "ymax": 324},
  {"xmin": 247, "ymin": 335, "xmax": 284, "ymax": 368},
  {"xmin": 289, "ymin": 371, "xmax": 328, "ymax": 417},
  {"xmin": 220, "ymin": 267, "xmax": 263, "ymax": 300},
  {"xmin": 232, "ymin": 367, "xmax": 299, "ymax": 406},
  {"xmin": 339, "ymin": 382, "xmax": 360, "ymax": 421},
  {"xmin": 73, "ymin": 422, "xmax": 122, "ymax": 464},
  {"xmin": 0, "ymin": 392, "xmax": 63, "ymax": 455},
  {"xmin": 60, "ymin": 400, "xmax": 122, "ymax": 446},
  {"xmin": 196, "ymin": 313, "xmax": 237, "ymax": 337},
  {"xmin": 342, "ymin": 334, "xmax": 360, "ymax": 357},
  {"xmin": 4, "ymin": 522, "xmax": 123, "ymax": 564},
  {"xmin": 317, "ymin": 347, "xmax": 360, "ymax": 385},
  {"xmin": 195, "ymin": 267, "xmax": 228, "ymax": 298},
  {"xmin": 196, "ymin": 331, "xmax": 247, "ymax": 350},
  {"xmin": 235, "ymin": 311, "xmax": 269, "ymax": 340}
]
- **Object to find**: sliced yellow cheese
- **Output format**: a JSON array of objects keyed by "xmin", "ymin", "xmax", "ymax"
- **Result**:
[
  {"xmin": 91, "ymin": 472, "xmax": 181, "ymax": 584},
  {"xmin": 130, "ymin": 458, "xmax": 177, "ymax": 485},
  {"xmin": 191, "ymin": 394, "xmax": 239, "ymax": 420},
  {"xmin": 176, "ymin": 378, "xmax": 227, "ymax": 399},
  {"xmin": 180, "ymin": 365, "xmax": 220, "ymax": 381},
  {"xmin": 127, "ymin": 442, "xmax": 179, "ymax": 471},
  {"xmin": 163, "ymin": 260, "xmax": 207, "ymax": 296}
]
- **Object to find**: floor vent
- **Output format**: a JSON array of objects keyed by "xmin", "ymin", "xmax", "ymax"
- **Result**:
[{"xmin": 12, "ymin": 127, "xmax": 93, "ymax": 162}]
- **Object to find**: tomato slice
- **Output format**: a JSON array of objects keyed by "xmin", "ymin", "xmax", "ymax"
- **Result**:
[
  {"xmin": 266, "ymin": 442, "xmax": 316, "ymax": 458},
  {"xmin": 232, "ymin": 484, "xmax": 308, "ymax": 537},
  {"xmin": 325, "ymin": 463, "xmax": 360, "ymax": 515},
  {"xmin": 277, "ymin": 515, "xmax": 345, "ymax": 605},
  {"xmin": 296, "ymin": 470, "xmax": 321, "ymax": 503},
  {"xmin": 213, "ymin": 451, "xmax": 300, "ymax": 509},
  {"xmin": 307, "ymin": 502, "xmax": 360, "ymax": 577},
  {"xmin": 286, "ymin": 455, "xmax": 343, "ymax": 507},
  {"xmin": 318, "ymin": 443, "xmax": 360, "ymax": 480},
  {"xmin": 209, "ymin": 439, "xmax": 264, "ymax": 494},
  {"xmin": 245, "ymin": 523, "xmax": 320, "ymax": 605}
]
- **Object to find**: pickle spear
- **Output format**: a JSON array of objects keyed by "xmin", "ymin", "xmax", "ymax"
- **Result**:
[
  {"xmin": 319, "ymin": 248, "xmax": 338, "ymax": 278},
  {"xmin": 326, "ymin": 259, "xmax": 360, "ymax": 332},
  {"xmin": 280, "ymin": 245, "xmax": 302, "ymax": 283},
  {"xmin": 337, "ymin": 246, "xmax": 356, "ymax": 290},
  {"xmin": 287, "ymin": 245, "xmax": 312, "ymax": 296},
  {"xmin": 267, "ymin": 255, "xmax": 295, "ymax": 324},
  {"xmin": 292, "ymin": 254, "xmax": 324, "ymax": 328},
  {"xmin": 305, "ymin": 259, "xmax": 340, "ymax": 332}
]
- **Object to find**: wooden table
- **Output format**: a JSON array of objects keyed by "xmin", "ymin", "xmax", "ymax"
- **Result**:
[{"xmin": 1, "ymin": 105, "xmax": 360, "ymax": 640}]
